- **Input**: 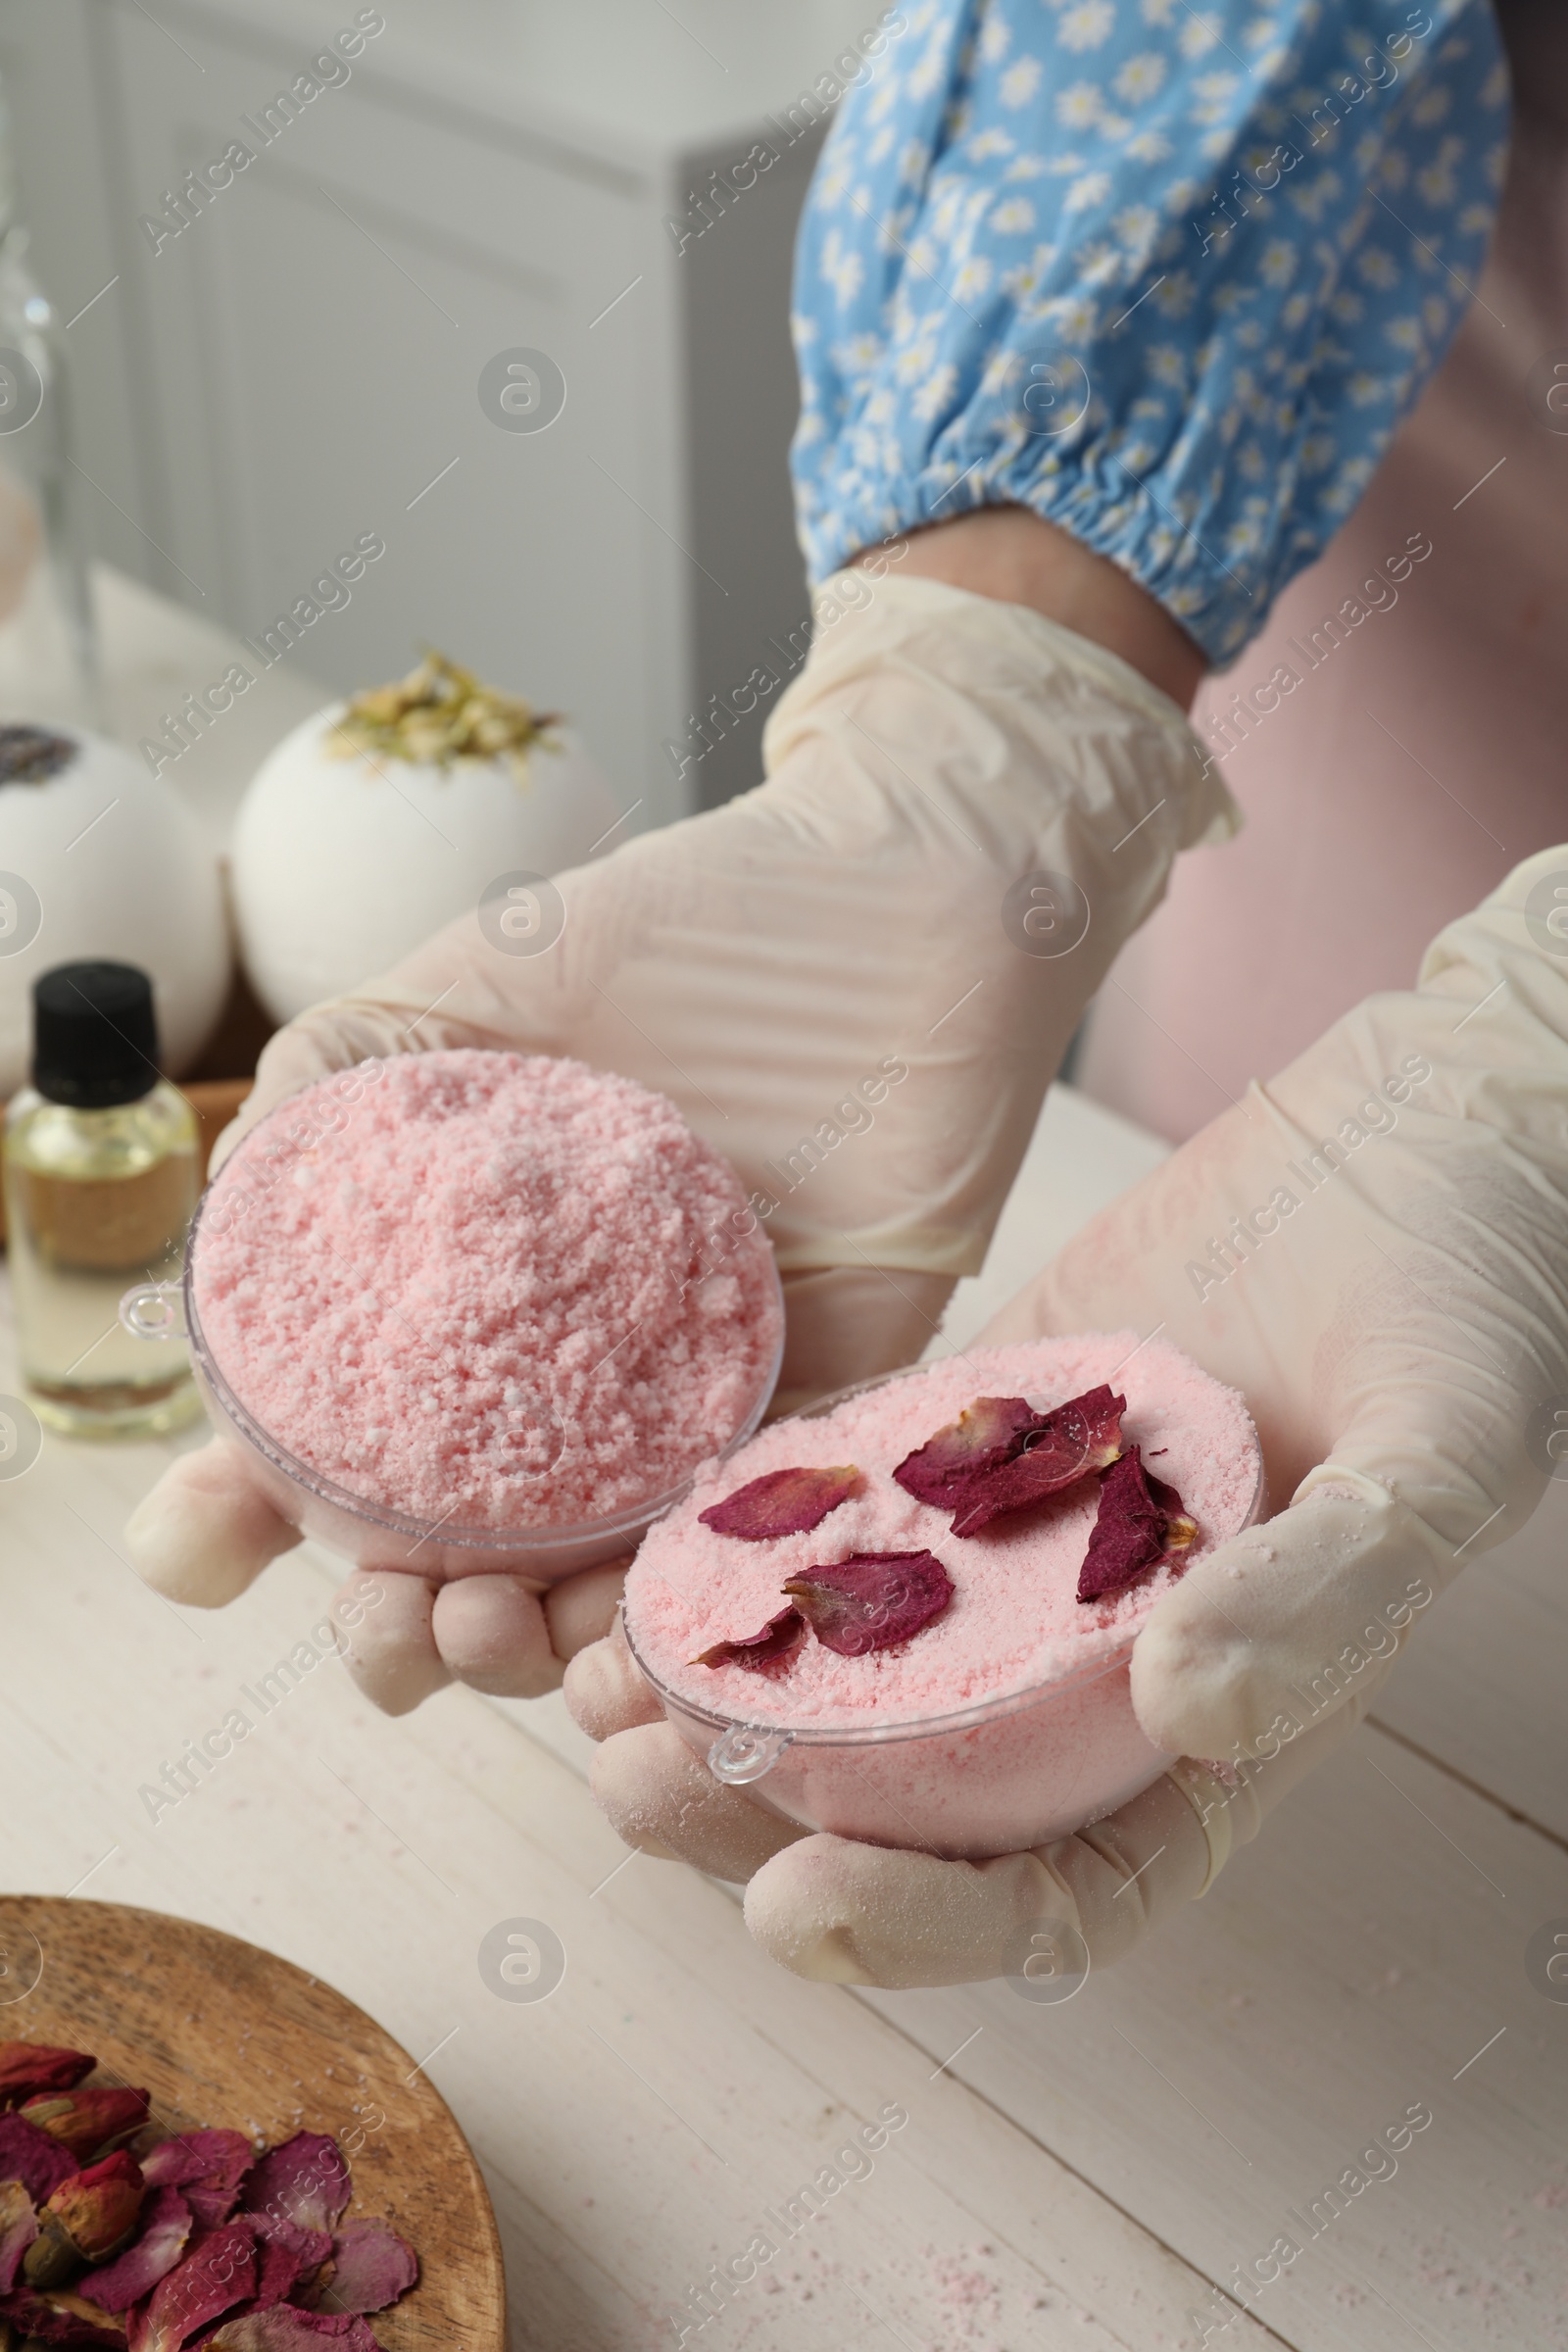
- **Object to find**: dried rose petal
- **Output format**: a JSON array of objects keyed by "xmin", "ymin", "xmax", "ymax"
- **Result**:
[
  {"xmin": 1149, "ymin": 1472, "xmax": 1199, "ymax": 1550},
  {"xmin": 892, "ymin": 1396, "xmax": 1047, "ymax": 1510},
  {"xmin": 782, "ymin": 1551, "xmax": 953, "ymax": 1657},
  {"xmin": 0, "ymin": 2176, "xmax": 38, "ymax": 2292},
  {"xmin": 313, "ymin": 2218, "xmax": 417, "ymax": 2315},
  {"xmin": 127, "ymin": 2221, "xmax": 256, "ymax": 2352},
  {"xmin": 0, "ymin": 2285, "xmax": 125, "ymax": 2344},
  {"xmin": 692, "ymin": 1606, "xmax": 806, "ymax": 1677},
  {"xmin": 21, "ymin": 2088, "xmax": 151, "ymax": 2162},
  {"xmin": 80, "ymin": 2188, "xmax": 191, "ymax": 2313},
  {"xmin": 698, "ymin": 1464, "xmax": 860, "ymax": 1540},
  {"xmin": 239, "ymin": 2135, "xmax": 350, "ymax": 2238},
  {"xmin": 0, "ymin": 2044, "xmax": 95, "ymax": 2108},
  {"xmin": 140, "ymin": 2132, "xmax": 253, "ymax": 2230},
  {"xmin": 0, "ymin": 2111, "xmax": 80, "ymax": 2202},
  {"xmin": 250, "ymin": 2229, "xmax": 306, "ymax": 2309},
  {"xmin": 234, "ymin": 2209, "xmax": 332, "ymax": 2311},
  {"xmin": 54, "ymin": 2289, "xmax": 127, "ymax": 2339},
  {"xmin": 949, "ymin": 1387, "xmax": 1126, "ymax": 1537},
  {"xmin": 1077, "ymin": 1446, "xmax": 1198, "ymax": 1602},
  {"xmin": 205, "ymin": 2311, "xmax": 380, "ymax": 2348},
  {"xmin": 245, "ymin": 2212, "xmax": 331, "ymax": 2274}
]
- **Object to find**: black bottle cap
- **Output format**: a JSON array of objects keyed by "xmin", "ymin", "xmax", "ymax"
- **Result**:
[{"xmin": 31, "ymin": 961, "xmax": 162, "ymax": 1108}]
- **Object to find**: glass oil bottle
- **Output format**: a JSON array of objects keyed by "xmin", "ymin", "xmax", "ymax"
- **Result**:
[{"xmin": 4, "ymin": 960, "xmax": 200, "ymax": 1436}]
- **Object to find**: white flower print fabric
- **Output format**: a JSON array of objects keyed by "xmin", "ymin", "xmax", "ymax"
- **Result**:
[{"xmin": 791, "ymin": 0, "xmax": 1507, "ymax": 662}]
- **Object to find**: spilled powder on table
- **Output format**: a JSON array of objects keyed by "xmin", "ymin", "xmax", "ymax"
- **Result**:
[
  {"xmin": 668, "ymin": 2237, "xmax": 1096, "ymax": 2350},
  {"xmin": 1409, "ymin": 2211, "xmax": 1568, "ymax": 2347}
]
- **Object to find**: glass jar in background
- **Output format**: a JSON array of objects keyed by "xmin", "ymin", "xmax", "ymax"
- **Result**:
[
  {"xmin": 0, "ymin": 70, "xmax": 98, "ymax": 729},
  {"xmin": 4, "ymin": 961, "xmax": 199, "ymax": 1437}
]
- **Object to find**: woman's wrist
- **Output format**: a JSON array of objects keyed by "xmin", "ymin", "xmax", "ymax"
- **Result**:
[{"xmin": 853, "ymin": 506, "xmax": 1206, "ymax": 713}]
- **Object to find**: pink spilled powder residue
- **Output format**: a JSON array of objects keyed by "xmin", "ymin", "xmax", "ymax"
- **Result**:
[
  {"xmin": 668, "ymin": 2242, "xmax": 1061, "ymax": 2352},
  {"xmin": 932, "ymin": 2244, "xmax": 1007, "ymax": 2341},
  {"xmin": 624, "ymin": 1335, "xmax": 1261, "ymax": 1858},
  {"xmin": 192, "ymin": 1051, "xmax": 782, "ymax": 1529}
]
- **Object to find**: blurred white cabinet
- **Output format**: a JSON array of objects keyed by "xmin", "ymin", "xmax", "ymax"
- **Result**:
[{"xmin": 1, "ymin": 0, "xmax": 874, "ymax": 821}]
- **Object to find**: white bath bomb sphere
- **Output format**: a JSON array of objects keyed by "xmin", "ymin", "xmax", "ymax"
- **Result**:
[
  {"xmin": 231, "ymin": 707, "xmax": 623, "ymax": 1024},
  {"xmin": 0, "ymin": 726, "xmax": 230, "ymax": 1095}
]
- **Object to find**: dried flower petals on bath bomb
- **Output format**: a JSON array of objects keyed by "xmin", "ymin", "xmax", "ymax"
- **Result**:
[
  {"xmin": 1077, "ymin": 1446, "xmax": 1197, "ymax": 1602},
  {"xmin": 949, "ymin": 1386, "xmax": 1126, "ymax": 1537},
  {"xmin": 698, "ymin": 1464, "xmax": 859, "ymax": 1540},
  {"xmin": 328, "ymin": 648, "xmax": 560, "ymax": 778},
  {"xmin": 1149, "ymin": 1471, "xmax": 1199, "ymax": 1551},
  {"xmin": 891, "ymin": 1396, "xmax": 1046, "ymax": 1509},
  {"xmin": 194, "ymin": 1050, "xmax": 783, "ymax": 1530},
  {"xmin": 782, "ymin": 1552, "xmax": 954, "ymax": 1658},
  {"xmin": 693, "ymin": 1605, "xmax": 807, "ymax": 1677}
]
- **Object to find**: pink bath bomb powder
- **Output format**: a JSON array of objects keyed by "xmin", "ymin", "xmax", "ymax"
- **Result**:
[
  {"xmin": 191, "ymin": 1050, "xmax": 783, "ymax": 1529},
  {"xmin": 623, "ymin": 1337, "xmax": 1262, "ymax": 1856}
]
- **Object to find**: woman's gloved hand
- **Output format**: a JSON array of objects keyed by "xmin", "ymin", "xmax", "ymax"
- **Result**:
[
  {"xmin": 574, "ymin": 847, "xmax": 1568, "ymax": 1983},
  {"xmin": 127, "ymin": 566, "xmax": 1230, "ymax": 1711}
]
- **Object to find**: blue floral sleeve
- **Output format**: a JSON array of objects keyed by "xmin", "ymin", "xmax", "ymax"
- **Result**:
[{"xmin": 791, "ymin": 0, "xmax": 1507, "ymax": 663}]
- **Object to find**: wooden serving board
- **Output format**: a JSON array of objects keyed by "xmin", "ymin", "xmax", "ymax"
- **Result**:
[{"xmin": 0, "ymin": 1896, "xmax": 505, "ymax": 2351}]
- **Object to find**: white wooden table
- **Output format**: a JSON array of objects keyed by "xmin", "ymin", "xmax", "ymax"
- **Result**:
[
  {"xmin": 4, "ymin": 1078, "xmax": 1566, "ymax": 2352},
  {"xmin": 3, "ymin": 582, "xmax": 1566, "ymax": 2352}
]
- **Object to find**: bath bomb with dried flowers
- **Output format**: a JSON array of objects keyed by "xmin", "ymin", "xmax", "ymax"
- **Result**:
[{"xmin": 231, "ymin": 651, "xmax": 625, "ymax": 1023}]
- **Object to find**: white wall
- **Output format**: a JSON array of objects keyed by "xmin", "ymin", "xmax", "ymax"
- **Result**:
[{"xmin": 0, "ymin": 0, "xmax": 884, "ymax": 821}]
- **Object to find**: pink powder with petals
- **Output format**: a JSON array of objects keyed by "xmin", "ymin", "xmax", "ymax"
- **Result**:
[
  {"xmin": 624, "ymin": 1336, "xmax": 1261, "ymax": 1857},
  {"xmin": 192, "ymin": 1051, "xmax": 783, "ymax": 1530}
]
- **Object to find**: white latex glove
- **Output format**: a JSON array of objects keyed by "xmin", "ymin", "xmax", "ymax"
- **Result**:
[
  {"xmin": 574, "ymin": 847, "xmax": 1568, "ymax": 1984},
  {"xmin": 128, "ymin": 570, "xmax": 1230, "ymax": 1709}
]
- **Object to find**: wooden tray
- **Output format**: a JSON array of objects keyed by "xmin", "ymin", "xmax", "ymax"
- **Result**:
[{"xmin": 0, "ymin": 1896, "xmax": 505, "ymax": 2350}]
